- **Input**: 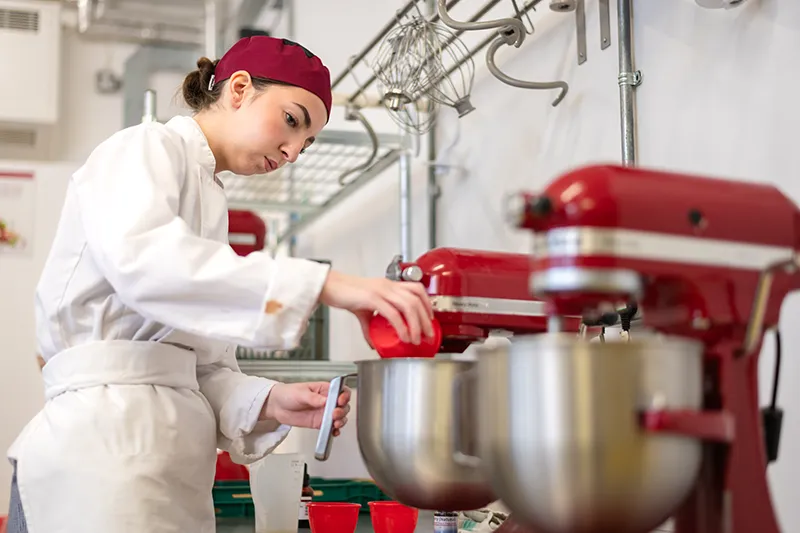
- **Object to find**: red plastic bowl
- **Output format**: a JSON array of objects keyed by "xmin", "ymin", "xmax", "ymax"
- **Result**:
[
  {"xmin": 368, "ymin": 314, "xmax": 442, "ymax": 358},
  {"xmin": 369, "ymin": 501, "xmax": 419, "ymax": 533},
  {"xmin": 307, "ymin": 503, "xmax": 362, "ymax": 533}
]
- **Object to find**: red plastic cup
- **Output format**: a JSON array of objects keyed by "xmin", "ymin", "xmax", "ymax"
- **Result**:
[
  {"xmin": 368, "ymin": 314, "xmax": 443, "ymax": 358},
  {"xmin": 369, "ymin": 501, "xmax": 419, "ymax": 533},
  {"xmin": 307, "ymin": 503, "xmax": 362, "ymax": 533}
]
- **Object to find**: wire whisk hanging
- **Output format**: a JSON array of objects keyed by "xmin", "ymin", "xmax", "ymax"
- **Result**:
[{"xmin": 371, "ymin": 5, "xmax": 476, "ymax": 135}]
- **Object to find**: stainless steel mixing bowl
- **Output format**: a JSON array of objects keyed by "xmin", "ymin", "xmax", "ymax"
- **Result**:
[
  {"xmin": 315, "ymin": 358, "xmax": 496, "ymax": 511},
  {"xmin": 474, "ymin": 333, "xmax": 704, "ymax": 533}
]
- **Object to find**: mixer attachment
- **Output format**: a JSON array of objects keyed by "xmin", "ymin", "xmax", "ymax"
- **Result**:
[
  {"xmin": 371, "ymin": 5, "xmax": 476, "ymax": 134},
  {"xmin": 436, "ymin": 0, "xmax": 570, "ymax": 107}
]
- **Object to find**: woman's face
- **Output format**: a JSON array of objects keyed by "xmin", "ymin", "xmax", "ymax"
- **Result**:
[{"xmin": 220, "ymin": 71, "xmax": 327, "ymax": 176}]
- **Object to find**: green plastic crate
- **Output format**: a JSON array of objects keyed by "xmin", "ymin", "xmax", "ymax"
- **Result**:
[
  {"xmin": 309, "ymin": 477, "xmax": 392, "ymax": 512},
  {"xmin": 212, "ymin": 477, "xmax": 392, "ymax": 517},
  {"xmin": 212, "ymin": 481, "xmax": 253, "ymax": 519}
]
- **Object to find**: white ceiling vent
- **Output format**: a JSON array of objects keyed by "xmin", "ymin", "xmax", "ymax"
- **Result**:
[
  {"xmin": 0, "ymin": 8, "xmax": 39, "ymax": 32},
  {"xmin": 0, "ymin": 0, "xmax": 61, "ymax": 129},
  {"xmin": 0, "ymin": 128, "xmax": 37, "ymax": 146}
]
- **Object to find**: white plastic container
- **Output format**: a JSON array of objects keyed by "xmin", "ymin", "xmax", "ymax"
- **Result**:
[{"xmin": 250, "ymin": 453, "xmax": 305, "ymax": 533}]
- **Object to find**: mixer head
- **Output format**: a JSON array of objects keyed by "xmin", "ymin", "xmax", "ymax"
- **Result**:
[
  {"xmin": 384, "ymin": 248, "xmax": 582, "ymax": 352},
  {"xmin": 507, "ymin": 164, "xmax": 800, "ymax": 345}
]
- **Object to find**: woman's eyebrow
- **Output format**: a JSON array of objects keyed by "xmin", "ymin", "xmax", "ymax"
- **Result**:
[{"xmin": 293, "ymin": 102, "xmax": 311, "ymax": 129}]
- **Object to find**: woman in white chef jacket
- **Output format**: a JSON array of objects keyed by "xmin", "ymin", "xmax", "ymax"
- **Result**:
[{"xmin": 6, "ymin": 36, "xmax": 434, "ymax": 533}]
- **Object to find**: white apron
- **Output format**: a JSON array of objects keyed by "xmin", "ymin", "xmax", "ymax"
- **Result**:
[{"xmin": 8, "ymin": 341, "xmax": 219, "ymax": 533}]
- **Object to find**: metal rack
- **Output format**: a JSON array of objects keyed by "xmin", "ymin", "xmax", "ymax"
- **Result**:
[
  {"xmin": 224, "ymin": 129, "xmax": 406, "ymax": 249},
  {"xmin": 235, "ymin": 359, "xmax": 358, "ymax": 384}
]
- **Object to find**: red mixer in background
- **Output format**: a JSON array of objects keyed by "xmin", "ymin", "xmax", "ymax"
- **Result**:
[
  {"xmin": 228, "ymin": 210, "xmax": 267, "ymax": 256},
  {"xmin": 507, "ymin": 164, "xmax": 792, "ymax": 533},
  {"xmin": 215, "ymin": 450, "xmax": 249, "ymax": 481}
]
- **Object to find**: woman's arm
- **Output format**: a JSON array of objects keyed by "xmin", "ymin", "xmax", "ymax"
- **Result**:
[{"xmin": 196, "ymin": 346, "xmax": 291, "ymax": 464}]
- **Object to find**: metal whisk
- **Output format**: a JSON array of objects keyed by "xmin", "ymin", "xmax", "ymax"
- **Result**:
[{"xmin": 371, "ymin": 6, "xmax": 475, "ymax": 134}]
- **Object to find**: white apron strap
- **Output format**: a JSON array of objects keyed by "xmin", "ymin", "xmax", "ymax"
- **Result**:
[{"xmin": 42, "ymin": 340, "xmax": 198, "ymax": 400}]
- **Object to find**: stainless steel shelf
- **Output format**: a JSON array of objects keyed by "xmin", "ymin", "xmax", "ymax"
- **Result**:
[
  {"xmin": 237, "ymin": 360, "xmax": 358, "ymax": 385},
  {"xmin": 224, "ymin": 129, "xmax": 405, "ymax": 247}
]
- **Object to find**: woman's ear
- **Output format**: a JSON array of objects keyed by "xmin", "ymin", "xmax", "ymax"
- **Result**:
[{"xmin": 227, "ymin": 70, "xmax": 252, "ymax": 109}]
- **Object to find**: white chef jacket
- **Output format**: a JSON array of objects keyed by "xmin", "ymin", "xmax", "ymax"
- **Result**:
[
  {"xmin": 36, "ymin": 116, "xmax": 328, "ymax": 459},
  {"xmin": 33, "ymin": 114, "xmax": 330, "ymax": 458},
  {"xmin": 6, "ymin": 115, "xmax": 333, "ymax": 533}
]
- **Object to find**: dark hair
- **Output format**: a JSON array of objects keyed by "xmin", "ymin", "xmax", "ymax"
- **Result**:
[{"xmin": 181, "ymin": 56, "xmax": 290, "ymax": 113}]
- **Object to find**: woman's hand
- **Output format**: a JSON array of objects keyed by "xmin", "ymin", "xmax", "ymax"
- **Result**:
[
  {"xmin": 260, "ymin": 381, "xmax": 351, "ymax": 436},
  {"xmin": 319, "ymin": 270, "xmax": 435, "ymax": 346}
]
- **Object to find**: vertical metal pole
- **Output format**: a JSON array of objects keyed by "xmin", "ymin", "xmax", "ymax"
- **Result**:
[
  {"xmin": 142, "ymin": 90, "xmax": 157, "ymax": 123},
  {"xmin": 427, "ymin": 127, "xmax": 438, "ymax": 250},
  {"xmin": 425, "ymin": 0, "xmax": 438, "ymax": 251},
  {"xmin": 399, "ymin": 131, "xmax": 412, "ymax": 261},
  {"xmin": 205, "ymin": 0, "xmax": 218, "ymax": 58},
  {"xmin": 287, "ymin": 0, "xmax": 296, "ymax": 39},
  {"xmin": 617, "ymin": 0, "xmax": 641, "ymax": 166}
]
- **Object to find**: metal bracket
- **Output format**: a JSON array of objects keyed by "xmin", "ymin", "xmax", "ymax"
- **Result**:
[
  {"xmin": 618, "ymin": 70, "xmax": 643, "ymax": 87},
  {"xmin": 576, "ymin": 0, "xmax": 587, "ymax": 65},
  {"xmin": 599, "ymin": 0, "xmax": 611, "ymax": 50},
  {"xmin": 385, "ymin": 254, "xmax": 404, "ymax": 281},
  {"xmin": 421, "ymin": 161, "xmax": 467, "ymax": 177}
]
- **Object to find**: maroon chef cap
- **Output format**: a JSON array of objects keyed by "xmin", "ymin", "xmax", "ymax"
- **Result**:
[{"xmin": 211, "ymin": 36, "xmax": 332, "ymax": 122}]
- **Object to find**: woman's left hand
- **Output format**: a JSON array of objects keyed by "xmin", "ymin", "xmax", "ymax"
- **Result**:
[{"xmin": 260, "ymin": 381, "xmax": 351, "ymax": 436}]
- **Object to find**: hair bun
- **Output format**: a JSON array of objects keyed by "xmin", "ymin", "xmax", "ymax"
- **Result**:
[
  {"xmin": 181, "ymin": 57, "xmax": 220, "ymax": 113},
  {"xmin": 197, "ymin": 57, "xmax": 216, "ymax": 75}
]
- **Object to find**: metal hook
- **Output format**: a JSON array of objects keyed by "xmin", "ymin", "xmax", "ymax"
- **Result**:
[
  {"xmin": 337, "ymin": 55, "xmax": 381, "ymax": 185},
  {"xmin": 485, "ymin": 34, "xmax": 569, "ymax": 106},
  {"xmin": 337, "ymin": 105, "xmax": 379, "ymax": 185},
  {"xmin": 437, "ymin": 0, "xmax": 527, "ymax": 47}
]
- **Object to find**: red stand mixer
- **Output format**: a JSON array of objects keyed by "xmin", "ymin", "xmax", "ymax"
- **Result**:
[{"xmin": 507, "ymin": 163, "xmax": 789, "ymax": 533}]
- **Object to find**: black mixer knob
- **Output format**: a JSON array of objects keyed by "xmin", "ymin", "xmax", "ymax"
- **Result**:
[
  {"xmin": 529, "ymin": 195, "xmax": 553, "ymax": 217},
  {"xmin": 505, "ymin": 193, "xmax": 553, "ymax": 229}
]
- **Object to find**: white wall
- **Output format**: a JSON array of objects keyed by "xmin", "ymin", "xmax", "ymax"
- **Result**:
[
  {"xmin": 1, "ymin": 0, "xmax": 799, "ymax": 529},
  {"xmin": 0, "ymin": 161, "xmax": 72, "ymax": 505}
]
